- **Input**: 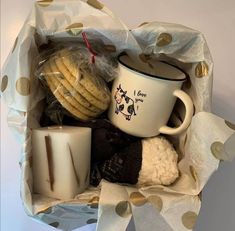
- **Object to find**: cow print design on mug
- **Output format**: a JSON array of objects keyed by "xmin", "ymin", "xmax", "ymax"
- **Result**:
[{"xmin": 114, "ymin": 84, "xmax": 137, "ymax": 121}]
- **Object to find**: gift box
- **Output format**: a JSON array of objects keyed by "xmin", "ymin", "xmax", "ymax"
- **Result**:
[{"xmin": 1, "ymin": 0, "xmax": 235, "ymax": 231}]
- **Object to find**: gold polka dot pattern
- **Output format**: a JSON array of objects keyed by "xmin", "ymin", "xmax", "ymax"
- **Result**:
[
  {"xmin": 16, "ymin": 77, "xmax": 30, "ymax": 96},
  {"xmin": 181, "ymin": 211, "xmax": 198, "ymax": 229},
  {"xmin": 210, "ymin": 141, "xmax": 224, "ymax": 160},
  {"xmin": 87, "ymin": 0, "xmax": 104, "ymax": 10},
  {"xmin": 66, "ymin": 23, "xmax": 83, "ymax": 36},
  {"xmin": 225, "ymin": 120, "xmax": 235, "ymax": 130},
  {"xmin": 156, "ymin": 33, "xmax": 172, "ymax": 47},
  {"xmin": 115, "ymin": 201, "xmax": 132, "ymax": 218},
  {"xmin": 195, "ymin": 61, "xmax": 209, "ymax": 78},
  {"xmin": 12, "ymin": 37, "xmax": 18, "ymax": 53},
  {"xmin": 129, "ymin": 192, "xmax": 147, "ymax": 206},
  {"xmin": 37, "ymin": 0, "xmax": 53, "ymax": 7},
  {"xmin": 147, "ymin": 195, "xmax": 163, "ymax": 212},
  {"xmin": 1, "ymin": 75, "xmax": 8, "ymax": 92}
]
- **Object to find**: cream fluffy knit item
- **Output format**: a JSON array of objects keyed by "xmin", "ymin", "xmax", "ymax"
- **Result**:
[{"xmin": 137, "ymin": 136, "xmax": 179, "ymax": 186}]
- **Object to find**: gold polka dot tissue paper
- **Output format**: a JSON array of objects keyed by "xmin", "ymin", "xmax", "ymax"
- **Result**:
[{"xmin": 2, "ymin": 0, "xmax": 235, "ymax": 231}]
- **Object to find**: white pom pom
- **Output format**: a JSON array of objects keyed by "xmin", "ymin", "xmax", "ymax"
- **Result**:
[{"xmin": 137, "ymin": 136, "xmax": 179, "ymax": 186}]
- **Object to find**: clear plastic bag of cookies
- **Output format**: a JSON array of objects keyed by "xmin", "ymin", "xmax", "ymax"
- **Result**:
[{"xmin": 35, "ymin": 37, "xmax": 118, "ymax": 122}]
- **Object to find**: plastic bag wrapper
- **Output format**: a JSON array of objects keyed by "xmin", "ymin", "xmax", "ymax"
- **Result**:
[
  {"xmin": 35, "ymin": 42, "xmax": 117, "ymax": 122},
  {"xmin": 1, "ymin": 1, "xmax": 235, "ymax": 231},
  {"xmin": 36, "ymin": 39, "xmax": 119, "ymax": 83}
]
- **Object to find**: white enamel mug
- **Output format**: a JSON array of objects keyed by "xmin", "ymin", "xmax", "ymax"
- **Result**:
[{"xmin": 108, "ymin": 54, "xmax": 194, "ymax": 137}]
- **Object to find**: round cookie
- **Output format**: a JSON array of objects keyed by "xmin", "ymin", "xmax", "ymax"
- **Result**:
[
  {"xmin": 79, "ymin": 68, "xmax": 110, "ymax": 104},
  {"xmin": 49, "ymin": 58, "xmax": 102, "ymax": 116},
  {"xmin": 58, "ymin": 49, "xmax": 81, "ymax": 78},
  {"xmin": 43, "ymin": 64, "xmax": 92, "ymax": 121},
  {"xmin": 57, "ymin": 49, "xmax": 110, "ymax": 104},
  {"xmin": 54, "ymin": 53, "xmax": 110, "ymax": 110}
]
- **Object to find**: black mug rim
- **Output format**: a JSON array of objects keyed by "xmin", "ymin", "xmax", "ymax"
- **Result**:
[{"xmin": 118, "ymin": 53, "xmax": 187, "ymax": 82}]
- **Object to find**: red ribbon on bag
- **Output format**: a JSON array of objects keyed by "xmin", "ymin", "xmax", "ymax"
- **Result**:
[{"xmin": 82, "ymin": 32, "xmax": 97, "ymax": 64}]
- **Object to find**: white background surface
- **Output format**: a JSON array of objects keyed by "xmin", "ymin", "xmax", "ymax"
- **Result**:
[{"xmin": 1, "ymin": 0, "xmax": 235, "ymax": 231}]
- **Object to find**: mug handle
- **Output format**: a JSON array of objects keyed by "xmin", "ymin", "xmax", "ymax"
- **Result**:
[{"xmin": 159, "ymin": 89, "xmax": 194, "ymax": 135}]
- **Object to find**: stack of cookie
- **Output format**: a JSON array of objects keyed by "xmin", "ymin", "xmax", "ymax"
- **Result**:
[{"xmin": 41, "ymin": 49, "xmax": 111, "ymax": 121}]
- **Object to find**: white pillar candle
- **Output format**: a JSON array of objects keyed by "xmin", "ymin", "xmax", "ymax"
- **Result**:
[{"xmin": 32, "ymin": 126, "xmax": 91, "ymax": 200}]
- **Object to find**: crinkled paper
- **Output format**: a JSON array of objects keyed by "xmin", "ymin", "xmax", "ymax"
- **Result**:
[{"xmin": 1, "ymin": 0, "xmax": 235, "ymax": 230}]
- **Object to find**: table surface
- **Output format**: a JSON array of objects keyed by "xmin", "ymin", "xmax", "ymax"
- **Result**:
[{"xmin": 1, "ymin": 0, "xmax": 235, "ymax": 231}]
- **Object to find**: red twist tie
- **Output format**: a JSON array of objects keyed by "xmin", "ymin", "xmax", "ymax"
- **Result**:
[{"xmin": 82, "ymin": 32, "xmax": 97, "ymax": 64}]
